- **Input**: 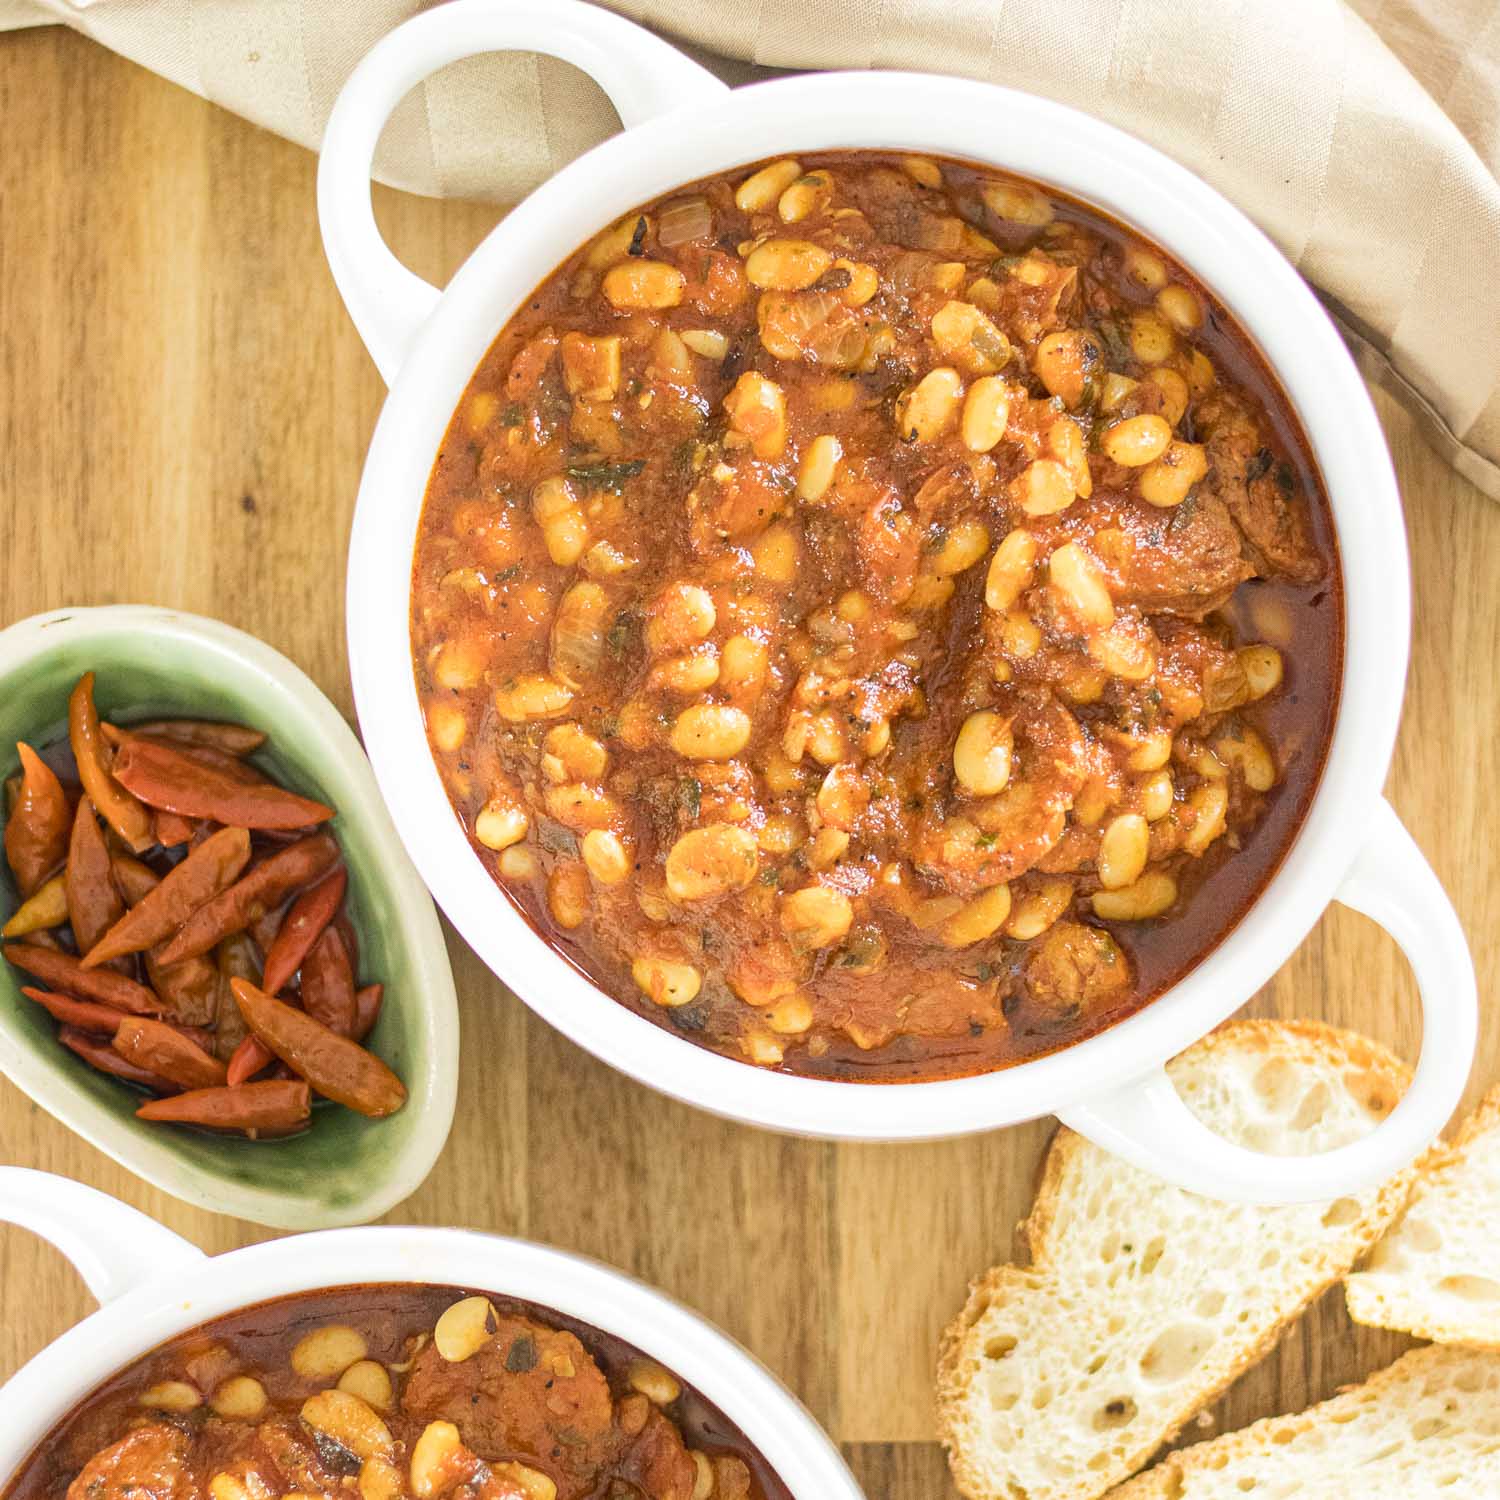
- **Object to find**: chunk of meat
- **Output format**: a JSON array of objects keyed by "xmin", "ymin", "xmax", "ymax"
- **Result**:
[
  {"xmin": 400, "ymin": 1314, "xmax": 617, "ymax": 1500},
  {"xmin": 253, "ymin": 1415, "xmax": 358, "ymax": 1495},
  {"xmin": 66, "ymin": 1423, "xmax": 191, "ymax": 1500},
  {"xmin": 1081, "ymin": 492, "xmax": 1252, "ymax": 618},
  {"xmin": 1195, "ymin": 392, "xmax": 1323, "ymax": 583},
  {"xmin": 615, "ymin": 1409, "xmax": 698, "ymax": 1500},
  {"xmin": 913, "ymin": 688, "xmax": 1090, "ymax": 894},
  {"xmin": 1023, "ymin": 920, "xmax": 1130, "ymax": 1014},
  {"xmin": 686, "ymin": 459, "xmax": 787, "ymax": 549}
]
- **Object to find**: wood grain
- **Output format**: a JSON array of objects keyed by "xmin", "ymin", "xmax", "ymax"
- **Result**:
[{"xmin": 1, "ymin": 25, "xmax": 1497, "ymax": 1499}]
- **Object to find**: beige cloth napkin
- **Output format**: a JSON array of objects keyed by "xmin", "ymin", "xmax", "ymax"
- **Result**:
[{"xmin": 5, "ymin": 0, "xmax": 1498, "ymax": 499}]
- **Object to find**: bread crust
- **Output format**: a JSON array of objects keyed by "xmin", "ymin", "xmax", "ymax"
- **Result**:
[{"xmin": 936, "ymin": 1019, "xmax": 1418, "ymax": 1500}]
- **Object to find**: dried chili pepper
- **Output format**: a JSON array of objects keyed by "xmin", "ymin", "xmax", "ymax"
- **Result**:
[
  {"xmin": 299, "ymin": 926, "xmax": 356, "ymax": 1036},
  {"xmin": 156, "ymin": 833, "xmax": 339, "ymax": 965},
  {"xmin": 136, "ymin": 1079, "xmax": 310, "ymax": 1136},
  {"xmin": 1, "ymin": 871, "xmax": 68, "ymax": 938},
  {"xmin": 21, "ymin": 986, "xmax": 127, "ymax": 1035},
  {"xmin": 103, "ymin": 734, "xmax": 270, "ymax": 788},
  {"xmin": 333, "ymin": 911, "xmax": 361, "ymax": 979},
  {"xmin": 84, "ymin": 825, "xmax": 250, "ymax": 967},
  {"xmin": 66, "ymin": 798, "xmax": 124, "ymax": 956},
  {"xmin": 112, "ymin": 1017, "xmax": 228, "ymax": 1091},
  {"xmin": 108, "ymin": 855, "xmax": 220, "ymax": 1027},
  {"xmin": 58, "ymin": 1027, "xmax": 177, "ymax": 1092},
  {"xmin": 352, "ymin": 983, "xmax": 384, "ymax": 1043},
  {"xmin": 211, "ymin": 932, "xmax": 262, "ymax": 1060},
  {"xmin": 153, "ymin": 810, "xmax": 197, "ymax": 847},
  {"xmin": 109, "ymin": 854, "xmax": 156, "ymax": 907},
  {"xmin": 226, "ymin": 1034, "xmax": 274, "ymax": 1087},
  {"xmin": 4, "ymin": 743, "xmax": 71, "ymax": 895},
  {"xmin": 262, "ymin": 867, "xmax": 347, "ymax": 995},
  {"xmin": 231, "ymin": 978, "xmax": 406, "ymax": 1118},
  {"xmin": 4, "ymin": 942, "xmax": 160, "ymax": 1014},
  {"xmin": 112, "ymin": 737, "xmax": 332, "ymax": 830},
  {"xmin": 68, "ymin": 674, "xmax": 154, "ymax": 853},
  {"xmin": 117, "ymin": 719, "xmax": 266, "ymax": 755},
  {"xmin": 248, "ymin": 901, "xmax": 285, "ymax": 956}
]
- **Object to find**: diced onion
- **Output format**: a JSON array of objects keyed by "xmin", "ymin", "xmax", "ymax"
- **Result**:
[{"xmin": 659, "ymin": 196, "xmax": 713, "ymax": 247}]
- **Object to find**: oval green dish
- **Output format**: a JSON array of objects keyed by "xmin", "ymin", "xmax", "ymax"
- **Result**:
[{"xmin": 0, "ymin": 606, "xmax": 458, "ymax": 1228}]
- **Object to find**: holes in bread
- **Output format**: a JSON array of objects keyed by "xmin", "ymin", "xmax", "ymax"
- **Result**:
[
  {"xmin": 983, "ymin": 1334, "xmax": 1018, "ymax": 1360},
  {"xmin": 1139, "ymin": 1323, "xmax": 1213, "ymax": 1383},
  {"xmin": 1343, "ymin": 1066, "xmax": 1397, "ymax": 1117},
  {"xmin": 983, "ymin": 1377, "xmax": 1020, "ymax": 1413},
  {"xmin": 1138, "ymin": 1236, "xmax": 1166, "ymax": 1276},
  {"xmin": 1234, "ymin": 1479, "xmax": 1256, "ymax": 1492},
  {"xmin": 1290, "ymin": 1080, "xmax": 1330, "ymax": 1131},
  {"xmin": 1438, "ymin": 1274, "xmax": 1500, "ymax": 1302},
  {"xmin": 1252, "ymin": 1058, "xmax": 1298, "ymax": 1112},
  {"xmin": 1411, "ymin": 1416, "xmax": 1449, "ymax": 1441},
  {"xmin": 1194, "ymin": 1289, "xmax": 1226, "ymax": 1318},
  {"xmin": 1402, "ymin": 1217, "xmax": 1444, "ymax": 1254},
  {"xmin": 1320, "ymin": 1197, "xmax": 1361, "ymax": 1228},
  {"xmin": 1091, "ymin": 1396, "xmax": 1137, "ymax": 1431},
  {"xmin": 961, "ymin": 1296, "xmax": 992, "ymax": 1328}
]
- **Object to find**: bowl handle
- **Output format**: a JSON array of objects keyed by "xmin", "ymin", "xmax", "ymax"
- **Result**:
[
  {"xmin": 0, "ymin": 1167, "xmax": 205, "ymax": 1305},
  {"xmin": 317, "ymin": 0, "xmax": 729, "ymax": 385},
  {"xmin": 1056, "ymin": 798, "xmax": 1477, "ymax": 1203}
]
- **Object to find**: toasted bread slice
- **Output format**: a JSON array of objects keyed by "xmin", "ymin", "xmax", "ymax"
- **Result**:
[
  {"xmin": 1104, "ymin": 1344, "xmax": 1500, "ymax": 1497},
  {"xmin": 1346, "ymin": 1085, "xmax": 1500, "ymax": 1347},
  {"xmin": 936, "ymin": 1021, "xmax": 1417, "ymax": 1500}
]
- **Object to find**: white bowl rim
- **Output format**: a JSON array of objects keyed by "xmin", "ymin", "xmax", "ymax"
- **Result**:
[
  {"xmin": 0, "ymin": 604, "xmax": 461, "ymax": 1225},
  {"xmin": 341, "ymin": 65, "xmax": 1408, "ymax": 1139}
]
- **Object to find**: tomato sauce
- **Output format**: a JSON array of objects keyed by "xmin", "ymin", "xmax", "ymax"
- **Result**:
[{"xmin": 409, "ymin": 151, "xmax": 1341, "ymax": 1081}]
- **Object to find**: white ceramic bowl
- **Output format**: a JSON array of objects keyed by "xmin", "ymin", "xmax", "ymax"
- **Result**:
[
  {"xmin": 318, "ymin": 0, "xmax": 1476, "ymax": 1200},
  {"xmin": 0, "ymin": 606, "xmax": 459, "ymax": 1228},
  {"xmin": 0, "ymin": 1168, "xmax": 862, "ymax": 1500}
]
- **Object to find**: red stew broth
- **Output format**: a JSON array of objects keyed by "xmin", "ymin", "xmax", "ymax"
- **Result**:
[
  {"xmin": 409, "ymin": 150, "xmax": 1342, "ymax": 1082},
  {"xmin": 2, "ymin": 1285, "xmax": 789, "ymax": 1500}
]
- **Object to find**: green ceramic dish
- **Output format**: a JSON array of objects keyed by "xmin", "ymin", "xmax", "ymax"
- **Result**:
[{"xmin": 0, "ymin": 606, "xmax": 458, "ymax": 1228}]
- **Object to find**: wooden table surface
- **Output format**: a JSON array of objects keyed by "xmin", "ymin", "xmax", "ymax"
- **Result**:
[{"xmin": 1, "ymin": 24, "xmax": 1496, "ymax": 1499}]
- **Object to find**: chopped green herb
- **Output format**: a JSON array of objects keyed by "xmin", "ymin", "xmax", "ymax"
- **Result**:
[
  {"xmin": 606, "ymin": 608, "xmax": 642, "ymax": 658},
  {"xmin": 565, "ymin": 458, "xmax": 646, "ymax": 493},
  {"xmin": 680, "ymin": 778, "xmax": 702, "ymax": 820},
  {"xmin": 505, "ymin": 1336, "xmax": 538, "ymax": 1373},
  {"xmin": 1094, "ymin": 318, "xmax": 1131, "ymax": 367}
]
